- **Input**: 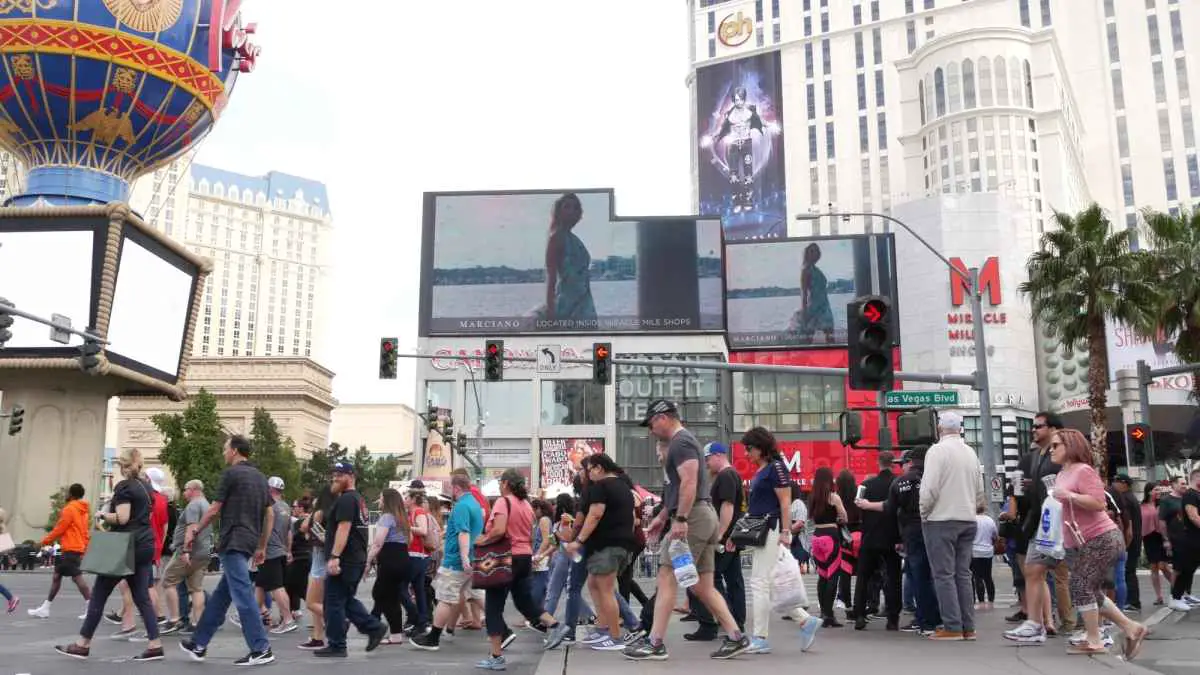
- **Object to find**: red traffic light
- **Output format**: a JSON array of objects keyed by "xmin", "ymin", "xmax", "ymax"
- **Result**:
[
  {"xmin": 487, "ymin": 343, "xmax": 499, "ymax": 355},
  {"xmin": 862, "ymin": 299, "xmax": 887, "ymax": 323},
  {"xmin": 382, "ymin": 340, "xmax": 394, "ymax": 352},
  {"xmin": 1131, "ymin": 426, "xmax": 1146, "ymax": 441},
  {"xmin": 596, "ymin": 345, "xmax": 609, "ymax": 359}
]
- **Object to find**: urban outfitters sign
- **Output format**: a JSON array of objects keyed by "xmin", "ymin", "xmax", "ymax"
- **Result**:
[{"xmin": 615, "ymin": 353, "xmax": 724, "ymax": 423}]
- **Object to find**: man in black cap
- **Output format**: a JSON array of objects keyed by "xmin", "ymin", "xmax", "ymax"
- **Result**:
[
  {"xmin": 1111, "ymin": 474, "xmax": 1142, "ymax": 610},
  {"xmin": 623, "ymin": 400, "xmax": 750, "ymax": 661}
]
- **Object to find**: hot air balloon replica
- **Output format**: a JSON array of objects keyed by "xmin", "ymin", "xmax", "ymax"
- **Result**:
[{"xmin": 0, "ymin": 0, "xmax": 259, "ymax": 539}]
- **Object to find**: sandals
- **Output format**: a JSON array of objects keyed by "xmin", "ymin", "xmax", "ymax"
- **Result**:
[
  {"xmin": 1066, "ymin": 643, "xmax": 1109, "ymax": 656},
  {"xmin": 1123, "ymin": 625, "xmax": 1149, "ymax": 662}
]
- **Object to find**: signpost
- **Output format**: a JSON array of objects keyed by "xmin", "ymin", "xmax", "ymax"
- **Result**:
[
  {"xmin": 536, "ymin": 344, "xmax": 561, "ymax": 374},
  {"xmin": 884, "ymin": 390, "xmax": 960, "ymax": 407}
]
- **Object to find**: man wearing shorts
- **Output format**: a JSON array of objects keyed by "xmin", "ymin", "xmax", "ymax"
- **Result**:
[
  {"xmin": 160, "ymin": 480, "xmax": 211, "ymax": 634},
  {"xmin": 411, "ymin": 473, "xmax": 485, "ymax": 651},
  {"xmin": 624, "ymin": 399, "xmax": 749, "ymax": 661},
  {"xmin": 256, "ymin": 477, "xmax": 297, "ymax": 634},
  {"xmin": 28, "ymin": 483, "xmax": 92, "ymax": 619}
]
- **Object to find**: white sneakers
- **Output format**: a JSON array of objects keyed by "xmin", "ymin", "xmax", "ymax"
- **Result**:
[
  {"xmin": 1168, "ymin": 596, "xmax": 1199, "ymax": 612},
  {"xmin": 1003, "ymin": 621, "xmax": 1046, "ymax": 644},
  {"xmin": 27, "ymin": 602, "xmax": 50, "ymax": 619}
]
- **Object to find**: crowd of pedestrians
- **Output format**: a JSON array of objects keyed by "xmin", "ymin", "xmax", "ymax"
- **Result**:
[{"xmin": 2, "ymin": 401, "xmax": 1199, "ymax": 669}]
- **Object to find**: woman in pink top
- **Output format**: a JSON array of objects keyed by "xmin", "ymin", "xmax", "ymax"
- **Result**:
[
  {"xmin": 1050, "ymin": 429, "xmax": 1148, "ymax": 658},
  {"xmin": 474, "ymin": 469, "xmax": 559, "ymax": 668}
]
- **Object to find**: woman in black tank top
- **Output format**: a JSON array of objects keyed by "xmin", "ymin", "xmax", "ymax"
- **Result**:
[{"xmin": 807, "ymin": 468, "xmax": 848, "ymax": 626}]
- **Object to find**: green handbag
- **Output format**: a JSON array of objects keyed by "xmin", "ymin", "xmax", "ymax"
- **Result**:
[{"xmin": 81, "ymin": 529, "xmax": 135, "ymax": 577}]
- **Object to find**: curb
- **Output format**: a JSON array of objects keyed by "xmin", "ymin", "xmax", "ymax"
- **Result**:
[
  {"xmin": 534, "ymin": 644, "xmax": 568, "ymax": 675},
  {"xmin": 1091, "ymin": 606, "xmax": 1187, "ymax": 674}
]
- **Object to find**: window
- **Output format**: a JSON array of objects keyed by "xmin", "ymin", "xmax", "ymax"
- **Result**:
[
  {"xmin": 824, "ymin": 80, "xmax": 834, "ymax": 116},
  {"xmin": 1154, "ymin": 62, "xmax": 1167, "ymax": 103},
  {"xmin": 919, "ymin": 81, "xmax": 926, "ymax": 125},
  {"xmin": 875, "ymin": 70, "xmax": 885, "ymax": 106},
  {"xmin": 1111, "ymin": 70, "xmax": 1125, "ymax": 110},
  {"xmin": 1117, "ymin": 116, "xmax": 1130, "ymax": 158},
  {"xmin": 1040, "ymin": 0, "xmax": 1051, "ymax": 26},
  {"xmin": 540, "ymin": 380, "xmax": 606, "ymax": 426},
  {"xmin": 1122, "ymin": 164, "xmax": 1136, "ymax": 205},
  {"xmin": 424, "ymin": 380, "xmax": 455, "ymax": 408},
  {"xmin": 1188, "ymin": 154, "xmax": 1200, "ymax": 197},
  {"xmin": 826, "ymin": 123, "xmax": 836, "ymax": 157},
  {"xmin": 871, "ymin": 1, "xmax": 879, "ymax": 21},
  {"xmin": 1107, "ymin": 23, "xmax": 1120, "ymax": 63},
  {"xmin": 1104, "ymin": 0, "xmax": 1114, "ymax": 17},
  {"xmin": 873, "ymin": 28, "xmax": 882, "ymax": 64},
  {"xmin": 804, "ymin": 16, "xmax": 812, "ymax": 36},
  {"xmin": 962, "ymin": 416, "xmax": 1002, "ymax": 453},
  {"xmin": 464, "ymin": 381, "xmax": 535, "ymax": 429},
  {"xmin": 733, "ymin": 372, "xmax": 845, "ymax": 432},
  {"xmin": 809, "ymin": 124, "xmax": 819, "ymax": 161},
  {"xmin": 1184, "ymin": 105, "xmax": 1196, "ymax": 147},
  {"xmin": 822, "ymin": 39, "xmax": 831, "ymax": 74},
  {"xmin": 1177, "ymin": 57, "xmax": 1191, "ymax": 100},
  {"xmin": 1015, "ymin": 417, "xmax": 1034, "ymax": 454},
  {"xmin": 934, "ymin": 67, "xmax": 946, "ymax": 117},
  {"xmin": 855, "ymin": 33, "xmax": 864, "ymax": 68},
  {"xmin": 860, "ymin": 116, "xmax": 870, "ymax": 152},
  {"xmin": 924, "ymin": 0, "xmax": 934, "ymax": 8},
  {"xmin": 821, "ymin": 12, "xmax": 829, "ymax": 32},
  {"xmin": 995, "ymin": 57, "xmax": 1009, "ymax": 105},
  {"xmin": 1148, "ymin": 16, "xmax": 1161, "ymax": 56},
  {"xmin": 853, "ymin": 5, "xmax": 862, "ymax": 25},
  {"xmin": 905, "ymin": 0, "xmax": 914, "ymax": 12},
  {"xmin": 1165, "ymin": 159, "xmax": 1179, "ymax": 201},
  {"xmin": 805, "ymin": 43, "xmax": 814, "ymax": 79},
  {"xmin": 906, "ymin": 21, "xmax": 916, "ymax": 53},
  {"xmin": 858, "ymin": 74, "xmax": 867, "ymax": 110},
  {"xmin": 1160, "ymin": 109, "xmax": 1173, "ymax": 151},
  {"xmin": 979, "ymin": 57, "xmax": 993, "ymax": 106},
  {"xmin": 807, "ymin": 83, "xmax": 816, "ymax": 119},
  {"xmin": 878, "ymin": 112, "xmax": 888, "ymax": 148},
  {"xmin": 1171, "ymin": 10, "xmax": 1184, "ymax": 51},
  {"xmin": 947, "ymin": 61, "xmax": 961, "ymax": 114},
  {"xmin": 1023, "ymin": 60, "xmax": 1034, "ymax": 108},
  {"xmin": 1019, "ymin": 0, "xmax": 1030, "ymax": 27},
  {"xmin": 828, "ymin": 164, "xmax": 838, "ymax": 202}
]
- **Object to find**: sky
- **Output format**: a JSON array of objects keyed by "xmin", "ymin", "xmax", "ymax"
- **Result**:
[{"xmin": 192, "ymin": 0, "xmax": 694, "ymax": 406}]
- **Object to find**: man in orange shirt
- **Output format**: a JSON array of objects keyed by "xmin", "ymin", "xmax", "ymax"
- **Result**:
[{"xmin": 28, "ymin": 483, "xmax": 92, "ymax": 619}]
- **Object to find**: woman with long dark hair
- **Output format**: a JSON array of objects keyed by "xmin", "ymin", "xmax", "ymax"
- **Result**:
[
  {"xmin": 367, "ymin": 488, "xmax": 413, "ymax": 644},
  {"xmin": 404, "ymin": 488, "xmax": 433, "ymax": 633},
  {"xmin": 808, "ymin": 467, "xmax": 848, "ymax": 627},
  {"xmin": 529, "ymin": 499, "xmax": 555, "ymax": 609},
  {"xmin": 297, "ymin": 485, "xmax": 334, "ymax": 650},
  {"xmin": 1141, "ymin": 483, "xmax": 1175, "ymax": 606},
  {"xmin": 835, "ymin": 469, "xmax": 861, "ymax": 613},
  {"xmin": 541, "ymin": 193, "xmax": 596, "ymax": 324},
  {"xmin": 741, "ymin": 427, "xmax": 821, "ymax": 653}
]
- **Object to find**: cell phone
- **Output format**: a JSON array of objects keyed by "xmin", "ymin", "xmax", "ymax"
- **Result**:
[{"xmin": 856, "ymin": 485, "xmax": 866, "ymax": 501}]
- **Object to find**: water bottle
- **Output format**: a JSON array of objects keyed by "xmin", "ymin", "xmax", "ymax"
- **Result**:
[{"xmin": 668, "ymin": 539, "xmax": 699, "ymax": 589}]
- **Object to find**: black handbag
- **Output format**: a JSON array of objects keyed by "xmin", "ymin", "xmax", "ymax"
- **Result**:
[{"xmin": 729, "ymin": 514, "xmax": 772, "ymax": 547}]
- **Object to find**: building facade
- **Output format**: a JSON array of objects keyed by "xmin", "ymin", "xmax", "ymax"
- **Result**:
[
  {"xmin": 128, "ymin": 159, "xmax": 334, "ymax": 362},
  {"xmin": 329, "ymin": 403, "xmax": 419, "ymax": 474},
  {"xmin": 118, "ymin": 357, "xmax": 337, "ymax": 484}
]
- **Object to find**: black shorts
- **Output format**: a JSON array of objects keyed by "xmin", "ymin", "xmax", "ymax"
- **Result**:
[
  {"xmin": 55, "ymin": 552, "xmax": 83, "ymax": 578},
  {"xmin": 1144, "ymin": 532, "xmax": 1168, "ymax": 564},
  {"xmin": 255, "ymin": 556, "xmax": 286, "ymax": 591}
]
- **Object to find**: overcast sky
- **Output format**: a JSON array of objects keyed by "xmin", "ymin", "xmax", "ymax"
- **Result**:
[{"xmin": 194, "ymin": 0, "xmax": 693, "ymax": 405}]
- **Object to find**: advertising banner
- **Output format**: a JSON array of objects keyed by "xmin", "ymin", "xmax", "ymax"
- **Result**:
[
  {"xmin": 421, "ymin": 190, "xmax": 724, "ymax": 335},
  {"xmin": 421, "ymin": 429, "xmax": 452, "ymax": 480},
  {"xmin": 725, "ymin": 235, "xmax": 896, "ymax": 349},
  {"xmin": 539, "ymin": 437, "xmax": 604, "ymax": 488},
  {"xmin": 1105, "ymin": 320, "xmax": 1194, "ymax": 391},
  {"xmin": 696, "ymin": 51, "xmax": 787, "ymax": 241}
]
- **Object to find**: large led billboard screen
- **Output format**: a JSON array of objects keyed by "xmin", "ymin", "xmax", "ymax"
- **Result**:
[
  {"xmin": 725, "ymin": 235, "xmax": 897, "ymax": 349},
  {"xmin": 696, "ymin": 51, "xmax": 787, "ymax": 241},
  {"xmin": 420, "ymin": 190, "xmax": 724, "ymax": 336},
  {"xmin": 107, "ymin": 232, "xmax": 197, "ymax": 379}
]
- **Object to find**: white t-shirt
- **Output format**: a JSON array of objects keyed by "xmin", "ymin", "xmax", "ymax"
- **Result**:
[
  {"xmin": 972, "ymin": 514, "xmax": 998, "ymax": 557},
  {"xmin": 790, "ymin": 499, "xmax": 811, "ymax": 548}
]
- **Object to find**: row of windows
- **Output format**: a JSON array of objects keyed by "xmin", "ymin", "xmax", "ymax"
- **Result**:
[{"xmin": 918, "ymin": 58, "xmax": 1034, "ymax": 126}]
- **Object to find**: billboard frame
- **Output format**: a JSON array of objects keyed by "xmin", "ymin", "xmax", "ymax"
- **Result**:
[
  {"xmin": 722, "ymin": 232, "xmax": 900, "ymax": 352},
  {"xmin": 419, "ymin": 187, "xmax": 728, "ymax": 338}
]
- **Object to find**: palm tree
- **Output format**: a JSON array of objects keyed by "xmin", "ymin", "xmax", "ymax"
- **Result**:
[
  {"xmin": 1019, "ymin": 204, "xmax": 1159, "ymax": 475},
  {"xmin": 1143, "ymin": 207, "xmax": 1200, "ymax": 404}
]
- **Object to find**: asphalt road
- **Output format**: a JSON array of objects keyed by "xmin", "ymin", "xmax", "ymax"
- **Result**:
[{"xmin": 0, "ymin": 570, "xmax": 545, "ymax": 674}]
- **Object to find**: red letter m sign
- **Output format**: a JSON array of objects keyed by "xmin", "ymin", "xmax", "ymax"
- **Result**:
[{"xmin": 949, "ymin": 256, "xmax": 1001, "ymax": 307}]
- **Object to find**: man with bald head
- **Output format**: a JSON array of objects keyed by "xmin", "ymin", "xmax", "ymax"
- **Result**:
[{"xmin": 919, "ymin": 411, "xmax": 985, "ymax": 642}]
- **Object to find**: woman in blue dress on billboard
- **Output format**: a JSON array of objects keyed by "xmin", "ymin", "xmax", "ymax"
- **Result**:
[
  {"xmin": 541, "ymin": 193, "xmax": 597, "ymax": 326},
  {"xmin": 791, "ymin": 243, "xmax": 835, "ymax": 344}
]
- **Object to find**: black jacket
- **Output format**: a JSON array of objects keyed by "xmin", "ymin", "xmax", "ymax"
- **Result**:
[
  {"xmin": 887, "ymin": 465, "xmax": 923, "ymax": 539},
  {"xmin": 860, "ymin": 469, "xmax": 898, "ymax": 549}
]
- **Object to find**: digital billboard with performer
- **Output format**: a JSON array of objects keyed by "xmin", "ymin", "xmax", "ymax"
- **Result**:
[
  {"xmin": 419, "ymin": 189, "xmax": 725, "ymax": 336},
  {"xmin": 696, "ymin": 51, "xmax": 787, "ymax": 241},
  {"xmin": 725, "ymin": 235, "xmax": 897, "ymax": 349}
]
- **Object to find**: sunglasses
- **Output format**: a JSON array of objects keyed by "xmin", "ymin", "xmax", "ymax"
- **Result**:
[{"xmin": 1032, "ymin": 424, "xmax": 1047, "ymax": 429}]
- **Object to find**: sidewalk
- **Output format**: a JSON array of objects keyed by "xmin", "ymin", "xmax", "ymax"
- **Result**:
[{"xmin": 540, "ymin": 577, "xmax": 1192, "ymax": 675}]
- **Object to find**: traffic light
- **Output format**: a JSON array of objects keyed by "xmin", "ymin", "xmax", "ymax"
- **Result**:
[
  {"xmin": 78, "ymin": 336, "xmax": 102, "ymax": 374},
  {"xmin": 847, "ymin": 295, "xmax": 895, "ymax": 391},
  {"xmin": 426, "ymin": 404, "xmax": 439, "ymax": 431},
  {"xmin": 0, "ymin": 299, "xmax": 13, "ymax": 348},
  {"xmin": 379, "ymin": 337, "xmax": 398, "ymax": 380},
  {"xmin": 839, "ymin": 411, "xmax": 863, "ymax": 447},
  {"xmin": 898, "ymin": 408, "xmax": 939, "ymax": 446},
  {"xmin": 1127, "ymin": 423, "xmax": 1151, "ymax": 456},
  {"xmin": 484, "ymin": 340, "xmax": 504, "ymax": 382},
  {"xmin": 592, "ymin": 342, "xmax": 612, "ymax": 385},
  {"xmin": 455, "ymin": 431, "xmax": 468, "ymax": 452},
  {"xmin": 7, "ymin": 404, "xmax": 23, "ymax": 436}
]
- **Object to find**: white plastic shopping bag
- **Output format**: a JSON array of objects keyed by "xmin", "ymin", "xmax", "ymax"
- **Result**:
[
  {"xmin": 771, "ymin": 548, "xmax": 808, "ymax": 612},
  {"xmin": 1033, "ymin": 494, "xmax": 1066, "ymax": 559}
]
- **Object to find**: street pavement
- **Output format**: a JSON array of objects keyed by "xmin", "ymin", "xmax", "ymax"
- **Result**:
[{"xmin": 0, "ymin": 570, "xmax": 544, "ymax": 674}]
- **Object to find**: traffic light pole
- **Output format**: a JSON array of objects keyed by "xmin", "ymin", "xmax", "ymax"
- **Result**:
[
  {"xmin": 0, "ymin": 297, "xmax": 108, "ymax": 345},
  {"xmin": 1136, "ymin": 359, "xmax": 1200, "ymax": 483}
]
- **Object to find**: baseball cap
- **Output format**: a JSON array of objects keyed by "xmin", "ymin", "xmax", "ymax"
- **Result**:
[
  {"xmin": 332, "ymin": 460, "xmax": 355, "ymax": 475},
  {"xmin": 703, "ymin": 442, "xmax": 729, "ymax": 457},
  {"xmin": 268, "ymin": 476, "xmax": 285, "ymax": 490},
  {"xmin": 1113, "ymin": 473, "xmax": 1133, "ymax": 485},
  {"xmin": 409, "ymin": 479, "xmax": 426, "ymax": 490},
  {"xmin": 639, "ymin": 399, "xmax": 678, "ymax": 427},
  {"xmin": 145, "ymin": 467, "xmax": 166, "ymax": 493}
]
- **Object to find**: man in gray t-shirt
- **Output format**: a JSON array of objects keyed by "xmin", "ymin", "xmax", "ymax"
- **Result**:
[
  {"xmin": 161, "ymin": 480, "xmax": 213, "ymax": 630},
  {"xmin": 630, "ymin": 399, "xmax": 748, "ymax": 660},
  {"xmin": 254, "ymin": 477, "xmax": 296, "ymax": 629}
]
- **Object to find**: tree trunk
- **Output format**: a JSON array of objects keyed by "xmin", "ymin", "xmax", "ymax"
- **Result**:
[{"xmin": 1087, "ymin": 315, "xmax": 1110, "ymax": 481}]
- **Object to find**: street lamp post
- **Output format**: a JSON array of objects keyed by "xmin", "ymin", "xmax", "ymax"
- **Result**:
[{"xmin": 797, "ymin": 212, "xmax": 1001, "ymax": 514}]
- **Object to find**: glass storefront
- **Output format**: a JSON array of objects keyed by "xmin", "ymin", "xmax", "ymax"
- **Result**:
[
  {"xmin": 540, "ymin": 380, "xmax": 606, "ymax": 425},
  {"xmin": 615, "ymin": 353, "xmax": 726, "ymax": 492},
  {"xmin": 732, "ymin": 371, "xmax": 845, "ymax": 432}
]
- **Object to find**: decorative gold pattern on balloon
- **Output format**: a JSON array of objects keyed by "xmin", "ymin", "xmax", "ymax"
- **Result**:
[
  {"xmin": 0, "ymin": 0, "xmax": 57, "ymax": 14},
  {"xmin": 111, "ymin": 66, "xmax": 136, "ymax": 93},
  {"xmin": 101, "ymin": 0, "xmax": 183, "ymax": 33},
  {"xmin": 9, "ymin": 54, "xmax": 33, "ymax": 80},
  {"xmin": 70, "ymin": 107, "xmax": 135, "ymax": 145},
  {"xmin": 181, "ymin": 100, "xmax": 203, "ymax": 124}
]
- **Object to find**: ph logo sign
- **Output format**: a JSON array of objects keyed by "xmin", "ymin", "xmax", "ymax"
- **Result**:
[{"xmin": 718, "ymin": 11, "xmax": 753, "ymax": 47}]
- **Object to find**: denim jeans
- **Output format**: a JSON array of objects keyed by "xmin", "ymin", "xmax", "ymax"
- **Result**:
[
  {"xmin": 1113, "ymin": 551, "xmax": 1128, "ymax": 609},
  {"xmin": 904, "ymin": 528, "xmax": 941, "ymax": 631},
  {"xmin": 193, "ymin": 551, "xmax": 269, "ymax": 653},
  {"xmin": 324, "ymin": 563, "xmax": 382, "ymax": 651},
  {"xmin": 544, "ymin": 553, "xmax": 593, "ymax": 619},
  {"xmin": 530, "ymin": 570, "xmax": 549, "ymax": 610},
  {"xmin": 403, "ymin": 555, "xmax": 429, "ymax": 628},
  {"xmin": 561, "ymin": 555, "xmax": 593, "ymax": 626}
]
